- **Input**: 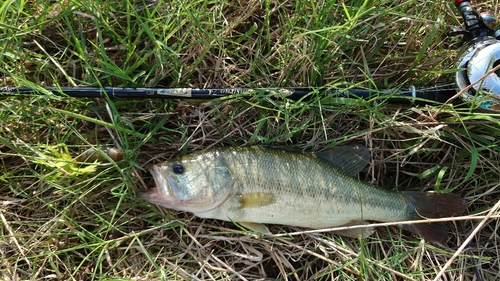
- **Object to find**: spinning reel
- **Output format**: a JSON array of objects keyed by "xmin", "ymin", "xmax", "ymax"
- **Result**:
[{"xmin": 454, "ymin": 0, "xmax": 500, "ymax": 110}]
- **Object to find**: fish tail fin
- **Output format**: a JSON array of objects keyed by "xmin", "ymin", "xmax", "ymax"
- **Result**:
[{"xmin": 400, "ymin": 191, "xmax": 467, "ymax": 243}]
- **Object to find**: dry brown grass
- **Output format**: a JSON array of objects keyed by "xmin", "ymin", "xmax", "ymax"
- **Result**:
[{"xmin": 1, "ymin": 0, "xmax": 500, "ymax": 280}]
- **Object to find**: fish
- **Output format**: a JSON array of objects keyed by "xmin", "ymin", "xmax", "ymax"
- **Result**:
[{"xmin": 139, "ymin": 145, "xmax": 467, "ymax": 242}]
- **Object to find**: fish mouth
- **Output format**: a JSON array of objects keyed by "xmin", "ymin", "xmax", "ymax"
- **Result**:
[
  {"xmin": 138, "ymin": 165, "xmax": 177, "ymax": 202},
  {"xmin": 149, "ymin": 165, "xmax": 165, "ymax": 190}
]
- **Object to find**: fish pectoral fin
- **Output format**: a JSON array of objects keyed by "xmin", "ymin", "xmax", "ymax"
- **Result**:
[
  {"xmin": 332, "ymin": 221, "xmax": 374, "ymax": 239},
  {"xmin": 239, "ymin": 222, "xmax": 272, "ymax": 235},
  {"xmin": 237, "ymin": 192, "xmax": 276, "ymax": 209}
]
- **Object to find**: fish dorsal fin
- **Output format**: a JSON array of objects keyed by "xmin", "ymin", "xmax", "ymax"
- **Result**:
[{"xmin": 314, "ymin": 144, "xmax": 371, "ymax": 177}]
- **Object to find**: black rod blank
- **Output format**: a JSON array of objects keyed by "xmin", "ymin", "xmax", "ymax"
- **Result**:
[{"xmin": 0, "ymin": 85, "xmax": 457, "ymax": 103}]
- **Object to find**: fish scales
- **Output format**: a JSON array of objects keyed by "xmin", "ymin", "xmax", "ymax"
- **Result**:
[
  {"xmin": 140, "ymin": 145, "xmax": 467, "ymax": 242},
  {"xmin": 200, "ymin": 147, "xmax": 407, "ymax": 228}
]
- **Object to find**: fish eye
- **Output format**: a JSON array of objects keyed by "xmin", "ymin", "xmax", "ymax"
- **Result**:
[{"xmin": 172, "ymin": 163, "xmax": 185, "ymax": 174}]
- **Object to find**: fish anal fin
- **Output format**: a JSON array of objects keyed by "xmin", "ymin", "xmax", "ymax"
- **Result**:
[
  {"xmin": 333, "ymin": 221, "xmax": 374, "ymax": 239},
  {"xmin": 237, "ymin": 192, "xmax": 276, "ymax": 209},
  {"xmin": 240, "ymin": 222, "xmax": 272, "ymax": 235},
  {"xmin": 401, "ymin": 191, "xmax": 468, "ymax": 243},
  {"xmin": 314, "ymin": 144, "xmax": 371, "ymax": 177}
]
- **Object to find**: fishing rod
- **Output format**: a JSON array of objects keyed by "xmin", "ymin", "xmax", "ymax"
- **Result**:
[
  {"xmin": 1, "ymin": 0, "xmax": 499, "ymax": 110},
  {"xmin": 0, "ymin": 84, "xmax": 457, "ymax": 103}
]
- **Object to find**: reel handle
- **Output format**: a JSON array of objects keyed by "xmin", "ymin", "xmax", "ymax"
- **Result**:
[{"xmin": 454, "ymin": 0, "xmax": 495, "ymax": 39}]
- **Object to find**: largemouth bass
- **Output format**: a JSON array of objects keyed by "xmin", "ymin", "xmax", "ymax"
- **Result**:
[{"xmin": 139, "ymin": 145, "xmax": 467, "ymax": 242}]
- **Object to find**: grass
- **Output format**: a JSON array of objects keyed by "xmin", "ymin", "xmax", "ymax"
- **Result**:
[{"xmin": 1, "ymin": 0, "xmax": 500, "ymax": 280}]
